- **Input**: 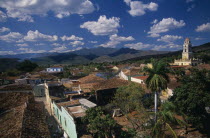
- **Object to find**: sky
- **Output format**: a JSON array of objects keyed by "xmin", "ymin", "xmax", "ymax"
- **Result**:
[{"xmin": 0, "ymin": 0, "xmax": 210, "ymax": 55}]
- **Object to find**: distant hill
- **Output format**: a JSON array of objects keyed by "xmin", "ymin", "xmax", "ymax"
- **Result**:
[
  {"xmin": 120, "ymin": 42, "xmax": 210, "ymax": 63},
  {"xmin": 1, "ymin": 42, "xmax": 209, "ymax": 66},
  {"xmin": 109, "ymin": 48, "xmax": 138, "ymax": 57},
  {"xmin": 0, "ymin": 58, "xmax": 20, "ymax": 72},
  {"xmin": 72, "ymin": 47, "xmax": 118, "ymax": 56},
  {"xmin": 0, "ymin": 52, "xmax": 57, "ymax": 60},
  {"xmin": 30, "ymin": 47, "xmax": 168, "ymax": 65}
]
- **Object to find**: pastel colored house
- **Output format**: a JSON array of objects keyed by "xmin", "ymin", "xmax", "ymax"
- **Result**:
[{"xmin": 53, "ymin": 99, "xmax": 96, "ymax": 138}]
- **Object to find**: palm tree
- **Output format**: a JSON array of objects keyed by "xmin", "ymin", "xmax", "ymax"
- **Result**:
[
  {"xmin": 144, "ymin": 59, "xmax": 170, "ymax": 122},
  {"xmin": 152, "ymin": 101, "xmax": 186, "ymax": 138}
]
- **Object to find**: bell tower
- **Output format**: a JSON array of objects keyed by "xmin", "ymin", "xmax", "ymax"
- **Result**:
[{"xmin": 182, "ymin": 38, "xmax": 193, "ymax": 60}]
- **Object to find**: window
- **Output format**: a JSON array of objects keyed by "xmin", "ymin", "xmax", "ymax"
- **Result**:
[{"xmin": 65, "ymin": 118, "xmax": 67, "ymax": 127}]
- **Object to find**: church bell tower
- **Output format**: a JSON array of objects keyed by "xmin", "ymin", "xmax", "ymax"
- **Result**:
[{"xmin": 182, "ymin": 38, "xmax": 193, "ymax": 60}]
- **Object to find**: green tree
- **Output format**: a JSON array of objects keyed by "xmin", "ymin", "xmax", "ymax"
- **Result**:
[
  {"xmin": 144, "ymin": 59, "xmax": 170, "ymax": 122},
  {"xmin": 112, "ymin": 83, "xmax": 149, "ymax": 132},
  {"xmin": 171, "ymin": 69, "xmax": 210, "ymax": 131},
  {"xmin": 152, "ymin": 101, "xmax": 186, "ymax": 138},
  {"xmin": 82, "ymin": 107, "xmax": 117, "ymax": 138},
  {"xmin": 16, "ymin": 60, "xmax": 38, "ymax": 72}
]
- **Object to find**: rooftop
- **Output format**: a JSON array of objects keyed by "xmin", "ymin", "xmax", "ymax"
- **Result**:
[
  {"xmin": 79, "ymin": 74, "xmax": 105, "ymax": 84},
  {"xmin": 93, "ymin": 77, "xmax": 129, "ymax": 91},
  {"xmin": 133, "ymin": 76, "xmax": 148, "ymax": 81},
  {"xmin": 0, "ymin": 84, "xmax": 32, "ymax": 91}
]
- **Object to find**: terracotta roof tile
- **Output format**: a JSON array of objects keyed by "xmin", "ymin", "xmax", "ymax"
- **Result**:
[
  {"xmin": 133, "ymin": 76, "xmax": 148, "ymax": 80},
  {"xmin": 93, "ymin": 78, "xmax": 129, "ymax": 91},
  {"xmin": 79, "ymin": 74, "xmax": 105, "ymax": 84}
]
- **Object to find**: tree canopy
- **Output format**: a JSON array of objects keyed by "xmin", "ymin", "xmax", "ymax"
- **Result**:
[
  {"xmin": 171, "ymin": 69, "xmax": 210, "ymax": 131},
  {"xmin": 16, "ymin": 60, "xmax": 38, "ymax": 72},
  {"xmin": 144, "ymin": 59, "xmax": 170, "ymax": 92}
]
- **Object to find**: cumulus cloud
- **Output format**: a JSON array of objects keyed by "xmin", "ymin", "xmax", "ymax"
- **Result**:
[
  {"xmin": 0, "ymin": 27, "xmax": 10, "ymax": 33},
  {"xmin": 61, "ymin": 35, "xmax": 83, "ymax": 41},
  {"xmin": 80, "ymin": 15, "xmax": 120, "ymax": 36},
  {"xmin": 35, "ymin": 43, "xmax": 45, "ymax": 46},
  {"xmin": 152, "ymin": 43, "xmax": 181, "ymax": 51},
  {"xmin": 100, "ymin": 34, "xmax": 134, "ymax": 48},
  {"xmin": 151, "ymin": 19, "xmax": 158, "ymax": 24},
  {"xmin": 69, "ymin": 40, "xmax": 84, "ymax": 47},
  {"xmin": 49, "ymin": 46, "xmax": 67, "ymax": 53},
  {"xmin": 0, "ymin": 32, "xmax": 23, "ymax": 42},
  {"xmin": 18, "ymin": 48, "xmax": 46, "ymax": 53},
  {"xmin": 195, "ymin": 23, "xmax": 210, "ymax": 32},
  {"xmin": 0, "ymin": 0, "xmax": 95, "ymax": 22},
  {"xmin": 157, "ymin": 35, "xmax": 183, "ymax": 43},
  {"xmin": 0, "ymin": 11, "xmax": 7, "ymax": 22},
  {"xmin": 124, "ymin": 42, "xmax": 151, "ymax": 50},
  {"xmin": 148, "ymin": 18, "xmax": 186, "ymax": 37},
  {"xmin": 52, "ymin": 43, "xmax": 61, "ymax": 46},
  {"xmin": 124, "ymin": 0, "xmax": 158, "ymax": 16},
  {"xmin": 195, "ymin": 37, "xmax": 204, "ymax": 40},
  {"xmin": 16, "ymin": 43, "xmax": 28, "ymax": 47},
  {"xmin": 89, "ymin": 41, "xmax": 97, "ymax": 43},
  {"xmin": 23, "ymin": 30, "xmax": 58, "ymax": 41},
  {"xmin": 187, "ymin": 4, "xmax": 195, "ymax": 12},
  {"xmin": 0, "ymin": 50, "xmax": 16, "ymax": 55}
]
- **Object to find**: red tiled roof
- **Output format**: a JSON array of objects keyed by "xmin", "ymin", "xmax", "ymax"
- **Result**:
[
  {"xmin": 93, "ymin": 78, "xmax": 129, "ymax": 91},
  {"xmin": 79, "ymin": 74, "xmax": 105, "ymax": 83},
  {"xmin": 133, "ymin": 76, "xmax": 148, "ymax": 80}
]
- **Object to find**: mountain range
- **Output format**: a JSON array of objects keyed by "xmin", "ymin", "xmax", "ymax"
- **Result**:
[
  {"xmin": 29, "ymin": 47, "xmax": 169, "ymax": 65},
  {"xmin": 1, "ymin": 42, "xmax": 210, "ymax": 65}
]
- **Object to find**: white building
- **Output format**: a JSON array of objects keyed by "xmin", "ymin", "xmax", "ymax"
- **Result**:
[
  {"xmin": 46, "ymin": 67, "xmax": 63, "ymax": 73},
  {"xmin": 173, "ymin": 38, "xmax": 202, "ymax": 66}
]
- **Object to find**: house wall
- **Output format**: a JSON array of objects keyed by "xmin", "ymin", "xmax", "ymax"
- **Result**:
[
  {"xmin": 119, "ymin": 71, "xmax": 128, "ymax": 80},
  {"xmin": 47, "ymin": 68, "xmax": 63, "ymax": 72},
  {"xmin": 131, "ymin": 77, "xmax": 144, "ymax": 84},
  {"xmin": 53, "ymin": 102, "xmax": 77, "ymax": 138}
]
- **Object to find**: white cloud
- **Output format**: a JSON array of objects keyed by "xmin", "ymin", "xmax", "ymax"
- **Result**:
[
  {"xmin": 151, "ymin": 19, "xmax": 158, "ymax": 24},
  {"xmin": 0, "ymin": 0, "xmax": 95, "ymax": 22},
  {"xmin": 186, "ymin": 0, "xmax": 194, "ymax": 3},
  {"xmin": 0, "ymin": 50, "xmax": 16, "ymax": 55},
  {"xmin": 49, "ymin": 46, "xmax": 67, "ymax": 53},
  {"xmin": 0, "ymin": 27, "xmax": 10, "ymax": 33},
  {"xmin": 23, "ymin": 30, "xmax": 58, "ymax": 41},
  {"xmin": 61, "ymin": 35, "xmax": 83, "ymax": 41},
  {"xmin": 124, "ymin": 0, "xmax": 158, "ymax": 16},
  {"xmin": 195, "ymin": 23, "xmax": 210, "ymax": 32},
  {"xmin": 89, "ymin": 41, "xmax": 97, "ymax": 43},
  {"xmin": 52, "ymin": 43, "xmax": 61, "ymax": 46},
  {"xmin": 187, "ymin": 4, "xmax": 195, "ymax": 12},
  {"xmin": 152, "ymin": 43, "xmax": 181, "ymax": 51},
  {"xmin": 35, "ymin": 43, "xmax": 45, "ymax": 46},
  {"xmin": 124, "ymin": 0, "xmax": 131, "ymax": 5},
  {"xmin": 80, "ymin": 15, "xmax": 120, "ymax": 36},
  {"xmin": 18, "ymin": 48, "xmax": 46, "ymax": 53},
  {"xmin": 148, "ymin": 18, "xmax": 186, "ymax": 37},
  {"xmin": 16, "ymin": 43, "xmax": 28, "ymax": 47},
  {"xmin": 157, "ymin": 35, "xmax": 183, "ymax": 43},
  {"xmin": 0, "ymin": 11, "xmax": 7, "ymax": 22},
  {"xmin": 100, "ymin": 34, "xmax": 134, "ymax": 48},
  {"xmin": 0, "ymin": 32, "xmax": 23, "ymax": 42},
  {"xmin": 69, "ymin": 40, "xmax": 84, "ymax": 47},
  {"xmin": 124, "ymin": 42, "xmax": 151, "ymax": 50},
  {"xmin": 195, "ymin": 37, "xmax": 204, "ymax": 40}
]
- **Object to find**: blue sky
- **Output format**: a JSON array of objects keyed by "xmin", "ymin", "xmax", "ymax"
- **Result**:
[{"xmin": 0, "ymin": 0, "xmax": 210, "ymax": 55}]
